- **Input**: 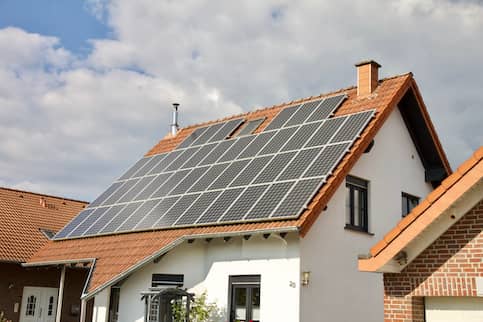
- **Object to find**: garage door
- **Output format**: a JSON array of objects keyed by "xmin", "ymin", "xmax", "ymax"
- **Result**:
[{"xmin": 425, "ymin": 297, "xmax": 483, "ymax": 322}]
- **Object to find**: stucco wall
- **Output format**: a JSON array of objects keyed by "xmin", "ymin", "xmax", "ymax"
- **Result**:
[
  {"xmin": 116, "ymin": 233, "xmax": 299, "ymax": 322},
  {"xmin": 300, "ymin": 108, "xmax": 433, "ymax": 322}
]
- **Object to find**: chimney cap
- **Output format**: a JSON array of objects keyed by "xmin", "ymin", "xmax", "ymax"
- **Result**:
[
  {"xmin": 355, "ymin": 60, "xmax": 381, "ymax": 68},
  {"xmin": 172, "ymin": 102, "xmax": 180, "ymax": 110}
]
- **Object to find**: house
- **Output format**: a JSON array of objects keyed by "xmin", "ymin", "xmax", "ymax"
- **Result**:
[
  {"xmin": 359, "ymin": 147, "xmax": 483, "ymax": 322},
  {"xmin": 0, "ymin": 187, "xmax": 88, "ymax": 322},
  {"xmin": 25, "ymin": 61, "xmax": 452, "ymax": 322}
]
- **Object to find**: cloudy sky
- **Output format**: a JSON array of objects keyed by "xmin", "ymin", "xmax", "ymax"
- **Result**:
[{"xmin": 0, "ymin": 0, "xmax": 481, "ymax": 201}]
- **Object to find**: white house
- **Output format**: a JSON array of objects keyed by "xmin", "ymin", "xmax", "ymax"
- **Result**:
[{"xmin": 25, "ymin": 61, "xmax": 451, "ymax": 322}]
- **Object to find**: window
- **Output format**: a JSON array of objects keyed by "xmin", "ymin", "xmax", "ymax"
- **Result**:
[
  {"xmin": 229, "ymin": 275, "xmax": 260, "ymax": 322},
  {"xmin": 345, "ymin": 175, "xmax": 369, "ymax": 232},
  {"xmin": 26, "ymin": 295, "xmax": 36, "ymax": 316},
  {"xmin": 142, "ymin": 274, "xmax": 185, "ymax": 322},
  {"xmin": 47, "ymin": 296, "xmax": 54, "ymax": 316},
  {"xmin": 108, "ymin": 287, "xmax": 121, "ymax": 322},
  {"xmin": 402, "ymin": 192, "xmax": 419, "ymax": 217}
]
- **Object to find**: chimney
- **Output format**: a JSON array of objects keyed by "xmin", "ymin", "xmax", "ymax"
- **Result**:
[
  {"xmin": 355, "ymin": 60, "xmax": 381, "ymax": 96},
  {"xmin": 170, "ymin": 103, "xmax": 179, "ymax": 136}
]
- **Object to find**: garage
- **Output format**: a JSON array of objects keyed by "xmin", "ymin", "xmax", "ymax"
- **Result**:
[{"xmin": 425, "ymin": 297, "xmax": 483, "ymax": 322}]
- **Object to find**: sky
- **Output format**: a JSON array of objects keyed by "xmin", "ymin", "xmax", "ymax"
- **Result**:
[{"xmin": 0, "ymin": 0, "xmax": 482, "ymax": 201}]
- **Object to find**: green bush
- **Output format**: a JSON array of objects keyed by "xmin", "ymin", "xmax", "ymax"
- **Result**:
[{"xmin": 172, "ymin": 292, "xmax": 219, "ymax": 322}]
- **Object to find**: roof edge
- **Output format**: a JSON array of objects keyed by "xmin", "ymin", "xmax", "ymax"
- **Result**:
[{"xmin": 0, "ymin": 186, "xmax": 89, "ymax": 204}]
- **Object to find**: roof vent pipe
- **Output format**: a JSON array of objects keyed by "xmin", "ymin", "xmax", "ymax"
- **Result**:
[{"xmin": 170, "ymin": 103, "xmax": 179, "ymax": 136}]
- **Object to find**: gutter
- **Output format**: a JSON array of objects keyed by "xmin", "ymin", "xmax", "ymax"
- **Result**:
[{"xmin": 22, "ymin": 258, "xmax": 95, "ymax": 267}]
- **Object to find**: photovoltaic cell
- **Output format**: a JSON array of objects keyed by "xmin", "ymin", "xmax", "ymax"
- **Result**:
[
  {"xmin": 306, "ymin": 116, "xmax": 347, "ymax": 148},
  {"xmin": 119, "ymin": 157, "xmax": 151, "ymax": 180},
  {"xmin": 284, "ymin": 99, "xmax": 323, "ymax": 127},
  {"xmin": 117, "ymin": 199, "xmax": 162, "ymax": 231},
  {"xmin": 88, "ymin": 181, "xmax": 123, "ymax": 208},
  {"xmin": 209, "ymin": 118, "xmax": 244, "ymax": 142},
  {"xmin": 191, "ymin": 123, "xmax": 225, "ymax": 146},
  {"xmin": 199, "ymin": 140, "xmax": 235, "ymax": 166},
  {"xmin": 217, "ymin": 136, "xmax": 255, "ymax": 162},
  {"xmin": 84, "ymin": 204, "xmax": 125, "ymax": 235},
  {"xmin": 303, "ymin": 142, "xmax": 350, "ymax": 178},
  {"xmin": 237, "ymin": 118, "xmax": 265, "ymax": 136},
  {"xmin": 330, "ymin": 110, "xmax": 374, "ymax": 143},
  {"xmin": 245, "ymin": 181, "xmax": 294, "ymax": 220},
  {"xmin": 165, "ymin": 146, "xmax": 200, "ymax": 171},
  {"xmin": 220, "ymin": 185, "xmax": 269, "ymax": 223},
  {"xmin": 181, "ymin": 143, "xmax": 217, "ymax": 169},
  {"xmin": 237, "ymin": 132, "xmax": 275, "ymax": 159},
  {"xmin": 155, "ymin": 194, "xmax": 200, "ymax": 227},
  {"xmin": 99, "ymin": 202, "xmax": 142, "ymax": 233},
  {"xmin": 259, "ymin": 127, "xmax": 298, "ymax": 155},
  {"xmin": 136, "ymin": 197, "xmax": 180, "ymax": 229},
  {"xmin": 152, "ymin": 170, "xmax": 190, "ymax": 198},
  {"xmin": 55, "ymin": 208, "xmax": 95, "ymax": 239},
  {"xmin": 177, "ymin": 127, "xmax": 208, "ymax": 149},
  {"xmin": 133, "ymin": 153, "xmax": 166, "ymax": 178},
  {"xmin": 174, "ymin": 191, "xmax": 222, "ymax": 226},
  {"xmin": 188, "ymin": 163, "xmax": 229, "ymax": 192},
  {"xmin": 170, "ymin": 166, "xmax": 210, "ymax": 195},
  {"xmin": 102, "ymin": 178, "xmax": 140, "ymax": 206},
  {"xmin": 277, "ymin": 147, "xmax": 323, "ymax": 181},
  {"xmin": 272, "ymin": 178, "xmax": 324, "ymax": 218},
  {"xmin": 70, "ymin": 207, "xmax": 110, "ymax": 237},
  {"xmin": 263, "ymin": 105, "xmax": 300, "ymax": 131},
  {"xmin": 148, "ymin": 150, "xmax": 183, "ymax": 175},
  {"xmin": 208, "ymin": 159, "xmax": 250, "ymax": 190},
  {"xmin": 306, "ymin": 94, "xmax": 346, "ymax": 123},
  {"xmin": 134, "ymin": 173, "xmax": 172, "ymax": 201},
  {"xmin": 197, "ymin": 188, "xmax": 244, "ymax": 224},
  {"xmin": 118, "ymin": 176, "xmax": 156, "ymax": 203},
  {"xmin": 229, "ymin": 155, "xmax": 273, "ymax": 187},
  {"xmin": 281, "ymin": 122, "xmax": 322, "ymax": 152},
  {"xmin": 252, "ymin": 152, "xmax": 296, "ymax": 184}
]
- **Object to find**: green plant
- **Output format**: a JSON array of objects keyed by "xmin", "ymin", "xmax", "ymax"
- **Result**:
[
  {"xmin": 0, "ymin": 311, "xmax": 12, "ymax": 322},
  {"xmin": 172, "ymin": 292, "xmax": 219, "ymax": 322}
]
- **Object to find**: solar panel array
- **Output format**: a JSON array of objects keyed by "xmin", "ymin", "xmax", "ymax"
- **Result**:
[{"xmin": 55, "ymin": 94, "xmax": 375, "ymax": 239}]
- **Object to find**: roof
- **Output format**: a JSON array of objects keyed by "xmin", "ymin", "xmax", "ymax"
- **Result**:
[
  {"xmin": 27, "ymin": 72, "xmax": 451, "ymax": 297},
  {"xmin": 0, "ymin": 187, "xmax": 88, "ymax": 262},
  {"xmin": 359, "ymin": 147, "xmax": 483, "ymax": 272}
]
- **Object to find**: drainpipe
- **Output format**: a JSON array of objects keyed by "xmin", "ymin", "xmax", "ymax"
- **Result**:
[
  {"xmin": 55, "ymin": 265, "xmax": 66, "ymax": 322},
  {"xmin": 170, "ymin": 103, "xmax": 179, "ymax": 136}
]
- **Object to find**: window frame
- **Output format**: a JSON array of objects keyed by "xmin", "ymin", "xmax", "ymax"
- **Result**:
[
  {"xmin": 401, "ymin": 192, "xmax": 420, "ymax": 217},
  {"xmin": 345, "ymin": 175, "xmax": 370, "ymax": 234},
  {"xmin": 228, "ymin": 275, "xmax": 261, "ymax": 322}
]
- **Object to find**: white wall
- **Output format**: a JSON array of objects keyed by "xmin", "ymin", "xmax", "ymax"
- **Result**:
[
  {"xmin": 92, "ymin": 287, "xmax": 110, "ymax": 322},
  {"xmin": 300, "ymin": 108, "xmax": 433, "ymax": 322},
  {"xmin": 116, "ymin": 233, "xmax": 300, "ymax": 322}
]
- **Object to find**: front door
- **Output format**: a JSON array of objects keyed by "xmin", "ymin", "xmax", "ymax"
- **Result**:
[{"xmin": 20, "ymin": 287, "xmax": 58, "ymax": 322}]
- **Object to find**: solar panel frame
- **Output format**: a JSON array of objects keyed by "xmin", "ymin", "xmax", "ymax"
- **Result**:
[
  {"xmin": 305, "ymin": 116, "xmax": 347, "ymax": 148},
  {"xmin": 83, "ymin": 204, "xmax": 125, "ymax": 236},
  {"xmin": 170, "ymin": 166, "xmax": 210, "ymax": 195},
  {"xmin": 99, "ymin": 202, "xmax": 142, "ymax": 233},
  {"xmin": 330, "ymin": 110, "xmax": 375, "ymax": 143},
  {"xmin": 237, "ymin": 132, "xmax": 276, "ymax": 159},
  {"xmin": 303, "ymin": 142, "xmax": 351, "ymax": 178},
  {"xmin": 54, "ymin": 208, "xmax": 95, "ymax": 239},
  {"xmin": 117, "ymin": 199, "xmax": 164, "ymax": 232},
  {"xmin": 219, "ymin": 184, "xmax": 269, "ymax": 223},
  {"xmin": 181, "ymin": 143, "xmax": 218, "ymax": 169},
  {"xmin": 217, "ymin": 135, "xmax": 255, "ymax": 163},
  {"xmin": 174, "ymin": 190, "xmax": 222, "ymax": 226},
  {"xmin": 188, "ymin": 163, "xmax": 230, "ymax": 193},
  {"xmin": 101, "ymin": 178, "xmax": 140, "ymax": 206},
  {"xmin": 132, "ymin": 153, "xmax": 166, "ymax": 178},
  {"xmin": 252, "ymin": 151, "xmax": 297, "ymax": 184},
  {"xmin": 277, "ymin": 147, "xmax": 324, "ymax": 181},
  {"xmin": 284, "ymin": 99, "xmax": 323, "ymax": 127},
  {"xmin": 87, "ymin": 181, "xmax": 123, "ymax": 208},
  {"xmin": 237, "ymin": 118, "xmax": 265, "ymax": 136},
  {"xmin": 263, "ymin": 104, "xmax": 300, "ymax": 131},
  {"xmin": 208, "ymin": 118, "xmax": 244, "ymax": 142},
  {"xmin": 280, "ymin": 122, "xmax": 322, "ymax": 152},
  {"xmin": 117, "ymin": 176, "xmax": 156, "ymax": 204},
  {"xmin": 165, "ymin": 146, "xmax": 201, "ymax": 171},
  {"xmin": 148, "ymin": 150, "xmax": 184, "ymax": 175},
  {"xmin": 134, "ymin": 172, "xmax": 173, "ymax": 201},
  {"xmin": 155, "ymin": 194, "xmax": 201, "ymax": 227},
  {"xmin": 135, "ymin": 196, "xmax": 180, "ymax": 230},
  {"xmin": 244, "ymin": 181, "xmax": 294, "ymax": 220},
  {"xmin": 69, "ymin": 206, "xmax": 110, "ymax": 237},
  {"xmin": 176, "ymin": 126, "xmax": 208, "ymax": 149},
  {"xmin": 118, "ymin": 157, "xmax": 151, "ymax": 180},
  {"xmin": 196, "ymin": 188, "xmax": 244, "ymax": 224},
  {"xmin": 190, "ymin": 123, "xmax": 225, "ymax": 146},
  {"xmin": 199, "ymin": 140, "xmax": 235, "ymax": 166},
  {"xmin": 208, "ymin": 159, "xmax": 251, "ymax": 190},
  {"xmin": 152, "ymin": 169, "xmax": 191, "ymax": 198},
  {"xmin": 306, "ymin": 94, "xmax": 347, "ymax": 123},
  {"xmin": 229, "ymin": 155, "xmax": 273, "ymax": 187}
]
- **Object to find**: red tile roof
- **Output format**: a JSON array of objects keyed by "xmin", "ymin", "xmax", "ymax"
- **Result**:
[
  {"xmin": 27, "ymin": 73, "xmax": 451, "ymax": 296},
  {"xmin": 0, "ymin": 187, "xmax": 88, "ymax": 262},
  {"xmin": 359, "ymin": 147, "xmax": 483, "ymax": 272}
]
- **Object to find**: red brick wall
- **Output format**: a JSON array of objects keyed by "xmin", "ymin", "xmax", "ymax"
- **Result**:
[
  {"xmin": 383, "ymin": 200, "xmax": 483, "ymax": 321},
  {"xmin": 0, "ymin": 263, "xmax": 88, "ymax": 322}
]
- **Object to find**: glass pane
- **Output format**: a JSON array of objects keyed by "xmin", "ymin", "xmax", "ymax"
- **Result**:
[
  {"xmin": 402, "ymin": 196, "xmax": 408, "ymax": 216},
  {"xmin": 48, "ymin": 296, "xmax": 54, "ymax": 315},
  {"xmin": 234, "ymin": 287, "xmax": 247, "ymax": 321},
  {"xmin": 354, "ymin": 190, "xmax": 360, "ymax": 226},
  {"xmin": 409, "ymin": 197, "xmax": 419, "ymax": 211},
  {"xmin": 251, "ymin": 287, "xmax": 261, "ymax": 322}
]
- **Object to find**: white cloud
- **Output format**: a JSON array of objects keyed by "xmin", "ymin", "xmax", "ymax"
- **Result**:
[{"xmin": 0, "ymin": 0, "xmax": 482, "ymax": 200}]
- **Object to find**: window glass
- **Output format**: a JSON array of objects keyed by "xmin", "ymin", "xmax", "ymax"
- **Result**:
[
  {"xmin": 48, "ymin": 296, "xmax": 54, "ymax": 316},
  {"xmin": 234, "ymin": 288, "xmax": 247, "ymax": 321},
  {"xmin": 402, "ymin": 193, "xmax": 419, "ymax": 217},
  {"xmin": 26, "ymin": 295, "xmax": 36, "ymax": 316},
  {"xmin": 345, "ymin": 175, "xmax": 369, "ymax": 232}
]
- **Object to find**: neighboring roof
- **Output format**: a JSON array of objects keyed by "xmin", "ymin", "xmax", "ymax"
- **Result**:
[
  {"xmin": 0, "ymin": 187, "xmax": 88, "ymax": 262},
  {"xmin": 359, "ymin": 147, "xmax": 483, "ymax": 272},
  {"xmin": 27, "ymin": 72, "xmax": 451, "ymax": 297}
]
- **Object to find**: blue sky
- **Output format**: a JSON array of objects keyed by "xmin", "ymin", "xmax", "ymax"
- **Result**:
[{"xmin": 0, "ymin": 0, "xmax": 109, "ymax": 55}]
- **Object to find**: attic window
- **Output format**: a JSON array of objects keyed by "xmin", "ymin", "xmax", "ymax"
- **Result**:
[
  {"xmin": 237, "ymin": 118, "xmax": 266, "ymax": 136},
  {"xmin": 345, "ymin": 175, "xmax": 369, "ymax": 233},
  {"xmin": 39, "ymin": 228, "xmax": 56, "ymax": 240},
  {"xmin": 401, "ymin": 192, "xmax": 419, "ymax": 217}
]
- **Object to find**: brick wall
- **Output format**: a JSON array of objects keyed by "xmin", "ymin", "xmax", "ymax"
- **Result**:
[
  {"xmin": 0, "ymin": 263, "xmax": 88, "ymax": 322},
  {"xmin": 383, "ymin": 200, "xmax": 483, "ymax": 321}
]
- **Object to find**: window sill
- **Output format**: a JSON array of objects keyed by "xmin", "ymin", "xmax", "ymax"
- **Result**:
[{"xmin": 344, "ymin": 224, "xmax": 374, "ymax": 236}]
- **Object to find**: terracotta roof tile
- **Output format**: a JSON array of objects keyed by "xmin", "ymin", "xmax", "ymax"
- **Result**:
[
  {"xmin": 0, "ymin": 187, "xmax": 87, "ymax": 262},
  {"xmin": 27, "ymin": 73, "xmax": 451, "ymax": 296}
]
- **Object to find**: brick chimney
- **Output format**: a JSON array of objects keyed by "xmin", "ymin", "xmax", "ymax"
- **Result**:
[{"xmin": 355, "ymin": 60, "xmax": 381, "ymax": 96}]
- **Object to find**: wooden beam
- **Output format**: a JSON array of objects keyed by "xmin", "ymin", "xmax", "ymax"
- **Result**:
[{"xmin": 55, "ymin": 265, "xmax": 66, "ymax": 322}]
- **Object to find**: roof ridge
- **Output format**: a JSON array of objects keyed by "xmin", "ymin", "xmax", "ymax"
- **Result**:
[
  {"xmin": 0, "ymin": 186, "xmax": 89, "ymax": 204},
  {"xmin": 178, "ymin": 73, "xmax": 413, "ymax": 131}
]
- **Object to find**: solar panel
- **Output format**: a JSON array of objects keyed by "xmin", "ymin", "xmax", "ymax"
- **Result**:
[
  {"xmin": 197, "ymin": 188, "xmax": 244, "ymax": 224},
  {"xmin": 208, "ymin": 118, "xmax": 244, "ymax": 142},
  {"xmin": 56, "ymin": 90, "xmax": 375, "ymax": 239},
  {"xmin": 245, "ymin": 181, "xmax": 294, "ymax": 220},
  {"xmin": 174, "ymin": 190, "xmax": 222, "ymax": 226},
  {"xmin": 272, "ymin": 178, "xmax": 324, "ymax": 218},
  {"xmin": 219, "ymin": 185, "xmax": 269, "ymax": 223},
  {"xmin": 306, "ymin": 94, "xmax": 346, "ymax": 122},
  {"xmin": 284, "ymin": 99, "xmax": 323, "ymax": 127},
  {"xmin": 237, "ymin": 118, "xmax": 265, "ymax": 136},
  {"xmin": 252, "ymin": 152, "xmax": 296, "ymax": 184},
  {"xmin": 177, "ymin": 127, "xmax": 208, "ymax": 149},
  {"xmin": 258, "ymin": 127, "xmax": 298, "ymax": 155},
  {"xmin": 263, "ymin": 105, "xmax": 300, "ymax": 131}
]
